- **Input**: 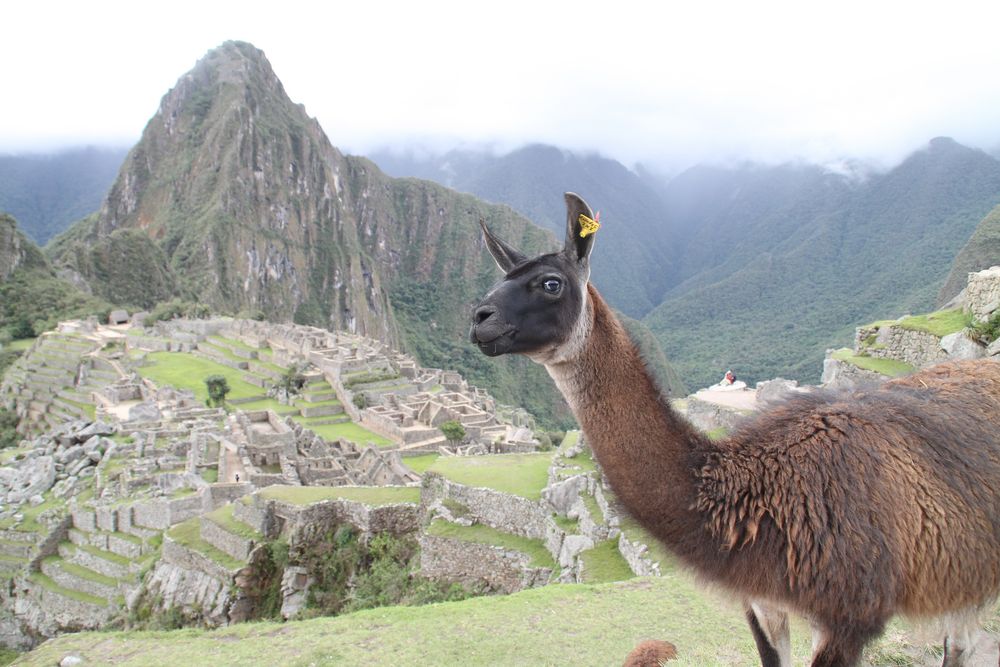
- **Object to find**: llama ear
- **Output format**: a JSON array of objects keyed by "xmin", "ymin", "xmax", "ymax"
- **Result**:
[
  {"xmin": 479, "ymin": 218, "xmax": 527, "ymax": 273},
  {"xmin": 562, "ymin": 192, "xmax": 596, "ymax": 265}
]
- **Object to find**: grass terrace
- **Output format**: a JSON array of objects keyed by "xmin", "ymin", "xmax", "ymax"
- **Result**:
[
  {"xmin": 205, "ymin": 504, "xmax": 263, "ymax": 541},
  {"xmin": 0, "ymin": 492, "xmax": 65, "ymax": 532},
  {"xmin": 290, "ymin": 418, "xmax": 392, "ymax": 447},
  {"xmin": 401, "ymin": 453, "xmax": 439, "ymax": 474},
  {"xmin": 426, "ymin": 520, "xmax": 555, "ymax": 569},
  {"xmin": 8, "ymin": 337, "xmax": 36, "ymax": 351},
  {"xmin": 830, "ymin": 348, "xmax": 915, "ymax": 378},
  {"xmin": 166, "ymin": 518, "xmax": 245, "ymax": 571},
  {"xmin": 896, "ymin": 308, "xmax": 967, "ymax": 337},
  {"xmin": 136, "ymin": 352, "xmax": 266, "ymax": 404},
  {"xmin": 426, "ymin": 453, "xmax": 552, "ymax": 501},
  {"xmin": 27, "ymin": 572, "xmax": 106, "ymax": 607},
  {"xmin": 253, "ymin": 485, "xmax": 421, "ymax": 506},
  {"xmin": 579, "ymin": 539, "xmax": 634, "ymax": 584}
]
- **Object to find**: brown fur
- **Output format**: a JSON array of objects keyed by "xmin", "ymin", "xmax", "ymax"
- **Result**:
[
  {"xmin": 621, "ymin": 639, "xmax": 678, "ymax": 666},
  {"xmin": 548, "ymin": 287, "xmax": 1000, "ymax": 666}
]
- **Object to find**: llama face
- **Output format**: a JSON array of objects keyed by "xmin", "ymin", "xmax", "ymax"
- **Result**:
[{"xmin": 470, "ymin": 193, "xmax": 595, "ymax": 362}]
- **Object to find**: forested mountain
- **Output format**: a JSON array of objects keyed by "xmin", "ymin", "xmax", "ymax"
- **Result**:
[
  {"xmin": 373, "ymin": 145, "xmax": 678, "ymax": 317},
  {"xmin": 647, "ymin": 137, "xmax": 1000, "ymax": 388},
  {"xmin": 938, "ymin": 202, "xmax": 1000, "ymax": 305},
  {"xmin": 377, "ymin": 138, "xmax": 1000, "ymax": 390},
  {"xmin": 45, "ymin": 41, "xmax": 654, "ymax": 427},
  {"xmin": 0, "ymin": 147, "xmax": 127, "ymax": 244},
  {"xmin": 0, "ymin": 213, "xmax": 108, "ymax": 340}
]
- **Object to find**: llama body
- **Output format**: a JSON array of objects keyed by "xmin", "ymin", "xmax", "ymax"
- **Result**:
[{"xmin": 469, "ymin": 192, "xmax": 1000, "ymax": 666}]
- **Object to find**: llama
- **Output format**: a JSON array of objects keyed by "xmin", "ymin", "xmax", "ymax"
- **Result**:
[{"xmin": 468, "ymin": 192, "xmax": 1000, "ymax": 667}]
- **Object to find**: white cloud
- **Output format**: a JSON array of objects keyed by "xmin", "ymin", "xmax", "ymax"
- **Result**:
[{"xmin": 3, "ymin": 0, "xmax": 1000, "ymax": 170}]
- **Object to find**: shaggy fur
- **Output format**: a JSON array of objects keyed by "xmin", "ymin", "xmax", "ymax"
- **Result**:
[
  {"xmin": 621, "ymin": 639, "xmax": 678, "ymax": 666},
  {"xmin": 470, "ymin": 193, "xmax": 1000, "ymax": 667}
]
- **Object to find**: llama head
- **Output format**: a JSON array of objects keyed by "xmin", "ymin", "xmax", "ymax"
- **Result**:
[{"xmin": 469, "ymin": 192, "xmax": 596, "ymax": 363}]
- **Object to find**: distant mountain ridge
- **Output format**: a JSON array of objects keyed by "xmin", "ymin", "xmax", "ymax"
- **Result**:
[
  {"xmin": 47, "ymin": 41, "xmax": 674, "ymax": 427},
  {"xmin": 375, "ymin": 138, "xmax": 1000, "ymax": 390},
  {"xmin": 0, "ymin": 146, "xmax": 127, "ymax": 245}
]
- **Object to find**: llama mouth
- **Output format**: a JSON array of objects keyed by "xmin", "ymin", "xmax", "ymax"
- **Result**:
[{"xmin": 471, "ymin": 327, "xmax": 516, "ymax": 356}]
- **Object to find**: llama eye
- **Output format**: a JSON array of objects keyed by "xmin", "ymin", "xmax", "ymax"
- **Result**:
[{"xmin": 542, "ymin": 279, "xmax": 562, "ymax": 294}]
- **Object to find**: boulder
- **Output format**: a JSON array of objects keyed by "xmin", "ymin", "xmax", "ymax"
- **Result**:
[
  {"xmin": 543, "ymin": 474, "xmax": 589, "ymax": 515},
  {"xmin": 940, "ymin": 331, "xmax": 986, "ymax": 360},
  {"xmin": 76, "ymin": 420, "xmax": 116, "ymax": 440},
  {"xmin": 988, "ymin": 338, "xmax": 1000, "ymax": 357},
  {"xmin": 559, "ymin": 534, "xmax": 595, "ymax": 568},
  {"xmin": 55, "ymin": 445, "xmax": 85, "ymax": 466}
]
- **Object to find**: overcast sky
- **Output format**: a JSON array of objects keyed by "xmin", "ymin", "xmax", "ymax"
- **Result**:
[{"xmin": 4, "ymin": 0, "xmax": 1000, "ymax": 171}]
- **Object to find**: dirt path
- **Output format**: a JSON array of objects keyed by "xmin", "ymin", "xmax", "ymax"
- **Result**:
[{"xmin": 223, "ymin": 442, "xmax": 247, "ymax": 483}]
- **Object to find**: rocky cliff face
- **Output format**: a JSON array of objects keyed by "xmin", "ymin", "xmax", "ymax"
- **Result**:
[
  {"xmin": 47, "ymin": 41, "xmax": 569, "ymax": 424},
  {"xmin": 0, "ymin": 214, "xmax": 46, "ymax": 283}
]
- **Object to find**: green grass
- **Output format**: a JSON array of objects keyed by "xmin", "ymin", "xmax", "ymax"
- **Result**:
[
  {"xmin": 72, "ymin": 542, "xmax": 131, "ymax": 568},
  {"xmin": 0, "ymin": 647, "xmax": 19, "ymax": 666},
  {"xmin": 426, "ymin": 520, "xmax": 555, "ymax": 569},
  {"xmin": 427, "ymin": 453, "xmax": 553, "ymax": 501},
  {"xmin": 201, "ymin": 468, "xmax": 219, "ymax": 483},
  {"xmin": 8, "ymin": 337, "xmax": 36, "ymax": 351},
  {"xmin": 552, "ymin": 514, "xmax": 578, "ymax": 533},
  {"xmin": 558, "ymin": 429, "xmax": 581, "ymax": 452},
  {"xmin": 255, "ymin": 485, "xmax": 421, "ymax": 506},
  {"xmin": 27, "ymin": 572, "xmax": 107, "ymax": 607},
  {"xmin": 580, "ymin": 539, "xmax": 634, "ymax": 584},
  {"xmin": 208, "ymin": 335, "xmax": 257, "ymax": 353},
  {"xmin": 61, "ymin": 397, "xmax": 96, "ymax": 420},
  {"xmin": 205, "ymin": 504, "xmax": 263, "ymax": 541},
  {"xmin": 830, "ymin": 348, "xmax": 915, "ymax": 377},
  {"xmin": 166, "ymin": 518, "xmax": 245, "ymax": 571},
  {"xmin": 136, "ymin": 352, "xmax": 270, "ymax": 403},
  {"xmin": 401, "ymin": 453, "xmax": 439, "ymax": 474},
  {"xmin": 290, "ymin": 418, "xmax": 392, "ymax": 447},
  {"xmin": 0, "ymin": 493, "xmax": 65, "ymax": 532},
  {"xmin": 618, "ymin": 516, "xmax": 673, "ymax": 571},
  {"xmin": 16, "ymin": 570, "xmax": 988, "ymax": 666},
  {"xmin": 705, "ymin": 426, "xmax": 729, "ymax": 441},
  {"xmin": 895, "ymin": 308, "xmax": 967, "ymax": 337},
  {"xmin": 581, "ymin": 493, "xmax": 604, "ymax": 524},
  {"xmin": 232, "ymin": 398, "xmax": 293, "ymax": 413},
  {"xmin": 43, "ymin": 556, "xmax": 118, "ymax": 587}
]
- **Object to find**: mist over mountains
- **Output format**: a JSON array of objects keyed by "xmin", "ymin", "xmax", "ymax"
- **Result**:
[
  {"xmin": 2, "ymin": 40, "xmax": 999, "ymax": 401},
  {"xmin": 374, "ymin": 138, "xmax": 1000, "ymax": 389}
]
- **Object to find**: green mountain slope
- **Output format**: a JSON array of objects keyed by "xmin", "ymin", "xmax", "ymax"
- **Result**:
[
  {"xmin": 0, "ymin": 146, "xmax": 127, "ymax": 245},
  {"xmin": 0, "ymin": 213, "xmax": 109, "ymax": 340},
  {"xmin": 45, "ymin": 41, "xmax": 574, "ymax": 427},
  {"xmin": 937, "ymin": 202, "xmax": 1000, "ymax": 304},
  {"xmin": 645, "ymin": 138, "xmax": 1000, "ymax": 389},
  {"xmin": 373, "ymin": 144, "xmax": 679, "ymax": 318}
]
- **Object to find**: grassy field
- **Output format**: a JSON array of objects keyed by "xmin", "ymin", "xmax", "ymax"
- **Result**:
[
  {"xmin": 136, "ymin": 352, "xmax": 265, "ymax": 403},
  {"xmin": 579, "ymin": 539, "xmax": 633, "ymax": 584},
  {"xmin": 401, "ymin": 453, "xmax": 439, "ymax": 474},
  {"xmin": 427, "ymin": 453, "xmax": 552, "ymax": 500},
  {"xmin": 17, "ymin": 576, "xmax": 806, "ymax": 666},
  {"xmin": 289, "ymin": 419, "xmax": 393, "ymax": 447},
  {"xmin": 254, "ymin": 485, "xmax": 421, "ymax": 506},
  {"xmin": 896, "ymin": 309, "xmax": 967, "ymax": 337},
  {"xmin": 831, "ymin": 348, "xmax": 915, "ymax": 377}
]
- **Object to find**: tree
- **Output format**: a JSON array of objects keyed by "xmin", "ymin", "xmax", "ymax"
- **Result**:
[
  {"xmin": 0, "ymin": 407, "xmax": 20, "ymax": 449},
  {"xmin": 204, "ymin": 375, "xmax": 230, "ymax": 407},
  {"xmin": 439, "ymin": 420, "xmax": 466, "ymax": 445}
]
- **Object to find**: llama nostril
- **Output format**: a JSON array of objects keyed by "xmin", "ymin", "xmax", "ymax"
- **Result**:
[{"xmin": 474, "ymin": 306, "xmax": 496, "ymax": 326}]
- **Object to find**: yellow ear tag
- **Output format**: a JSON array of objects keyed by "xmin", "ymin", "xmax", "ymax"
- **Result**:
[{"xmin": 578, "ymin": 211, "xmax": 601, "ymax": 238}]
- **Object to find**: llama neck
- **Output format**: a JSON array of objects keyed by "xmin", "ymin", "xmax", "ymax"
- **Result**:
[{"xmin": 545, "ymin": 286, "xmax": 710, "ymax": 549}]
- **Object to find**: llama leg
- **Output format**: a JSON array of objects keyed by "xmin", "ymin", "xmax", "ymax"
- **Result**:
[
  {"xmin": 941, "ymin": 628, "xmax": 972, "ymax": 667},
  {"xmin": 809, "ymin": 622, "xmax": 883, "ymax": 667},
  {"xmin": 745, "ymin": 601, "xmax": 791, "ymax": 667}
]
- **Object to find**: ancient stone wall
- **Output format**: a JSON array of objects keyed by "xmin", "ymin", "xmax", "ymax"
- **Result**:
[
  {"xmin": 421, "ymin": 473, "xmax": 550, "ymax": 540},
  {"xmin": 417, "ymin": 534, "xmax": 552, "ymax": 594},
  {"xmin": 966, "ymin": 266, "xmax": 1000, "ymax": 322}
]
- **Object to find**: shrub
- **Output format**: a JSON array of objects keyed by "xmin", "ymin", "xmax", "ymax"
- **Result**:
[
  {"xmin": 439, "ymin": 420, "xmax": 466, "ymax": 444},
  {"xmin": 204, "ymin": 375, "xmax": 230, "ymax": 407}
]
